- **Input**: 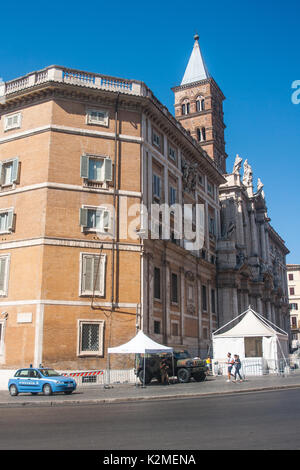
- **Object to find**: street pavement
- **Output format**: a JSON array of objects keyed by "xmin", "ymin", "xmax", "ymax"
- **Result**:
[
  {"xmin": 1, "ymin": 388, "xmax": 300, "ymax": 449},
  {"xmin": 1, "ymin": 371, "xmax": 300, "ymax": 407}
]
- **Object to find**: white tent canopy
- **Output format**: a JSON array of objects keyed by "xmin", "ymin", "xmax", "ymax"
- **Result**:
[
  {"xmin": 212, "ymin": 307, "xmax": 289, "ymax": 375},
  {"xmin": 108, "ymin": 330, "xmax": 173, "ymax": 354}
]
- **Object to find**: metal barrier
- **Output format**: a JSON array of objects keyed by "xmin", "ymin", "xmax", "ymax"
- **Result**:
[
  {"xmin": 213, "ymin": 358, "xmax": 300, "ymax": 378},
  {"xmin": 61, "ymin": 369, "xmax": 136, "ymax": 386}
]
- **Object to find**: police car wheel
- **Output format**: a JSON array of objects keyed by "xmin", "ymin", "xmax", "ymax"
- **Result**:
[
  {"xmin": 43, "ymin": 384, "xmax": 52, "ymax": 396},
  {"xmin": 9, "ymin": 384, "xmax": 18, "ymax": 396}
]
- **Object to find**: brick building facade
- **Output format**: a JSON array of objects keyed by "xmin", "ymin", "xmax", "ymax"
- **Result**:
[{"xmin": 0, "ymin": 36, "xmax": 290, "ymax": 371}]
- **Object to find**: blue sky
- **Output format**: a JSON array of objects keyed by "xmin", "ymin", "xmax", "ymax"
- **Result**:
[{"xmin": 1, "ymin": 0, "xmax": 299, "ymax": 262}]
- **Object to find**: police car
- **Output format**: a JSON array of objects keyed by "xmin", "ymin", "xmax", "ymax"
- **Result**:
[{"xmin": 8, "ymin": 367, "xmax": 77, "ymax": 396}]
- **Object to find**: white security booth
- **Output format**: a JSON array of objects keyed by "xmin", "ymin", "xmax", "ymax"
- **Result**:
[{"xmin": 212, "ymin": 307, "xmax": 289, "ymax": 376}]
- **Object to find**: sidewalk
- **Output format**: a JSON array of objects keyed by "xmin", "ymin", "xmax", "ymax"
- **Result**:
[{"xmin": 1, "ymin": 372, "xmax": 300, "ymax": 408}]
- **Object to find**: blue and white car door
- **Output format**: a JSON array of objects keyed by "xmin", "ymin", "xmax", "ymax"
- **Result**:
[
  {"xmin": 17, "ymin": 369, "xmax": 32, "ymax": 392},
  {"xmin": 29, "ymin": 369, "xmax": 41, "ymax": 391}
]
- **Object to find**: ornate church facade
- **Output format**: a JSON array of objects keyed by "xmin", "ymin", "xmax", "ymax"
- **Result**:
[{"xmin": 174, "ymin": 36, "xmax": 290, "ymax": 335}]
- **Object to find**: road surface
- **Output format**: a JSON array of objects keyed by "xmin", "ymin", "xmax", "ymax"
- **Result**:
[{"xmin": 1, "ymin": 389, "xmax": 299, "ymax": 450}]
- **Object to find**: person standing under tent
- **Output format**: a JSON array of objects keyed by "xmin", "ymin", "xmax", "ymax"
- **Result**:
[
  {"xmin": 226, "ymin": 352, "xmax": 234, "ymax": 382},
  {"xmin": 233, "ymin": 354, "xmax": 244, "ymax": 382},
  {"xmin": 160, "ymin": 357, "xmax": 170, "ymax": 385}
]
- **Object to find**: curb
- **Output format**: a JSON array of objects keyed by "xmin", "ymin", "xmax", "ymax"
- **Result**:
[{"xmin": 1, "ymin": 383, "xmax": 300, "ymax": 408}]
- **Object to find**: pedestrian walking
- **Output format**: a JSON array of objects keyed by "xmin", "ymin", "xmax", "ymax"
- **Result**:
[
  {"xmin": 233, "ymin": 354, "xmax": 243, "ymax": 382},
  {"xmin": 226, "ymin": 352, "xmax": 234, "ymax": 382}
]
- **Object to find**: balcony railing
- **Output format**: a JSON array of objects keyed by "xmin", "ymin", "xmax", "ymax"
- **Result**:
[{"xmin": 0, "ymin": 66, "xmax": 144, "ymax": 98}]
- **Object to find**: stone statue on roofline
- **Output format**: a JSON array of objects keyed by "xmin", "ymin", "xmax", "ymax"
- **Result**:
[
  {"xmin": 242, "ymin": 159, "xmax": 253, "ymax": 187},
  {"xmin": 232, "ymin": 154, "xmax": 243, "ymax": 175}
]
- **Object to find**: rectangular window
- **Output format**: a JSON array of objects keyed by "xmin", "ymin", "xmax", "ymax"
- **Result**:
[
  {"xmin": 168, "ymin": 145, "xmax": 177, "ymax": 162},
  {"xmin": 289, "ymin": 274, "xmax": 294, "ymax": 281},
  {"xmin": 4, "ymin": 113, "xmax": 21, "ymax": 131},
  {"xmin": 154, "ymin": 267, "xmax": 161, "ymax": 300},
  {"xmin": 169, "ymin": 186, "xmax": 177, "ymax": 206},
  {"xmin": 289, "ymin": 303, "xmax": 298, "ymax": 311},
  {"xmin": 79, "ymin": 320, "xmax": 104, "ymax": 356},
  {"xmin": 0, "ymin": 255, "xmax": 10, "ymax": 296},
  {"xmin": 244, "ymin": 337, "xmax": 262, "ymax": 358},
  {"xmin": 153, "ymin": 174, "xmax": 161, "ymax": 200},
  {"xmin": 171, "ymin": 322, "xmax": 179, "ymax": 336},
  {"xmin": 86, "ymin": 109, "xmax": 109, "ymax": 127},
  {"xmin": 154, "ymin": 320, "xmax": 161, "ymax": 334},
  {"xmin": 171, "ymin": 273, "xmax": 178, "ymax": 303},
  {"xmin": 0, "ymin": 210, "xmax": 14, "ymax": 234},
  {"xmin": 209, "ymin": 217, "xmax": 215, "ymax": 236},
  {"xmin": 202, "ymin": 285, "xmax": 207, "ymax": 311},
  {"xmin": 291, "ymin": 317, "xmax": 297, "ymax": 328},
  {"xmin": 0, "ymin": 158, "xmax": 19, "ymax": 187},
  {"xmin": 80, "ymin": 155, "xmax": 112, "ymax": 183},
  {"xmin": 152, "ymin": 129, "xmax": 161, "ymax": 150},
  {"xmin": 290, "ymin": 287, "xmax": 295, "ymax": 296},
  {"xmin": 80, "ymin": 253, "xmax": 106, "ymax": 296},
  {"xmin": 207, "ymin": 182, "xmax": 213, "ymax": 197},
  {"xmin": 211, "ymin": 288, "xmax": 216, "ymax": 314},
  {"xmin": 80, "ymin": 207, "xmax": 110, "ymax": 233}
]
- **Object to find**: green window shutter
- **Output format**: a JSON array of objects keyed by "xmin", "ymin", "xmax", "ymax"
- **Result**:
[
  {"xmin": 0, "ymin": 258, "xmax": 7, "ymax": 293},
  {"xmin": 82, "ymin": 255, "xmax": 93, "ymax": 293},
  {"xmin": 80, "ymin": 156, "xmax": 89, "ymax": 178},
  {"xmin": 7, "ymin": 210, "xmax": 14, "ymax": 231},
  {"xmin": 104, "ymin": 158, "xmax": 112, "ymax": 182},
  {"xmin": 11, "ymin": 158, "xmax": 19, "ymax": 183},
  {"xmin": 79, "ymin": 208, "xmax": 88, "ymax": 227},
  {"xmin": 103, "ymin": 210, "xmax": 110, "ymax": 230},
  {"xmin": 93, "ymin": 256, "xmax": 100, "ymax": 293}
]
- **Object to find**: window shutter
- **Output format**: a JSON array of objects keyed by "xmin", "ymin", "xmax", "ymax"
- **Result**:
[
  {"xmin": 82, "ymin": 255, "xmax": 93, "ymax": 293},
  {"xmin": 93, "ymin": 256, "xmax": 101, "ymax": 293},
  {"xmin": 80, "ymin": 156, "xmax": 89, "ymax": 178},
  {"xmin": 11, "ymin": 158, "xmax": 19, "ymax": 183},
  {"xmin": 7, "ymin": 210, "xmax": 14, "ymax": 231},
  {"xmin": 79, "ymin": 208, "xmax": 88, "ymax": 227},
  {"xmin": 103, "ymin": 210, "xmax": 110, "ymax": 230},
  {"xmin": 104, "ymin": 158, "xmax": 112, "ymax": 182},
  {"xmin": 0, "ymin": 162, "xmax": 3, "ymax": 185},
  {"xmin": 0, "ymin": 258, "xmax": 7, "ymax": 293}
]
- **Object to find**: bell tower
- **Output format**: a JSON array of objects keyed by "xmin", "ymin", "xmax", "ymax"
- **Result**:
[{"xmin": 172, "ymin": 35, "xmax": 227, "ymax": 173}]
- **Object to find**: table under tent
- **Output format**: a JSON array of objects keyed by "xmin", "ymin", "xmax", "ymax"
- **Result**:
[
  {"xmin": 212, "ymin": 307, "xmax": 289, "ymax": 376},
  {"xmin": 107, "ymin": 330, "xmax": 174, "ymax": 387}
]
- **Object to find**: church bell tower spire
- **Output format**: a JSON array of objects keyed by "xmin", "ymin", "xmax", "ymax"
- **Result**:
[{"xmin": 172, "ymin": 35, "xmax": 227, "ymax": 174}]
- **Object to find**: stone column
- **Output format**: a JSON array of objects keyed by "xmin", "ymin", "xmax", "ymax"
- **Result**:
[
  {"xmin": 180, "ymin": 268, "xmax": 185, "ymax": 345},
  {"xmin": 256, "ymin": 297, "xmax": 263, "ymax": 315},
  {"xmin": 164, "ymin": 260, "xmax": 170, "ymax": 342},
  {"xmin": 147, "ymin": 152, "xmax": 153, "ymax": 209},
  {"xmin": 260, "ymin": 222, "xmax": 267, "ymax": 261},
  {"xmin": 197, "ymin": 276, "xmax": 202, "ymax": 356},
  {"xmin": 266, "ymin": 300, "xmax": 272, "ymax": 322},
  {"xmin": 236, "ymin": 199, "xmax": 245, "ymax": 246},
  {"xmin": 250, "ymin": 210, "xmax": 259, "ymax": 256}
]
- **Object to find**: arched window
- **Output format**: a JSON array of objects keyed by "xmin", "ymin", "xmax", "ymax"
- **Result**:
[
  {"xmin": 197, "ymin": 127, "xmax": 206, "ymax": 142},
  {"xmin": 182, "ymin": 99, "xmax": 190, "ymax": 115},
  {"xmin": 196, "ymin": 97, "xmax": 205, "ymax": 112}
]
